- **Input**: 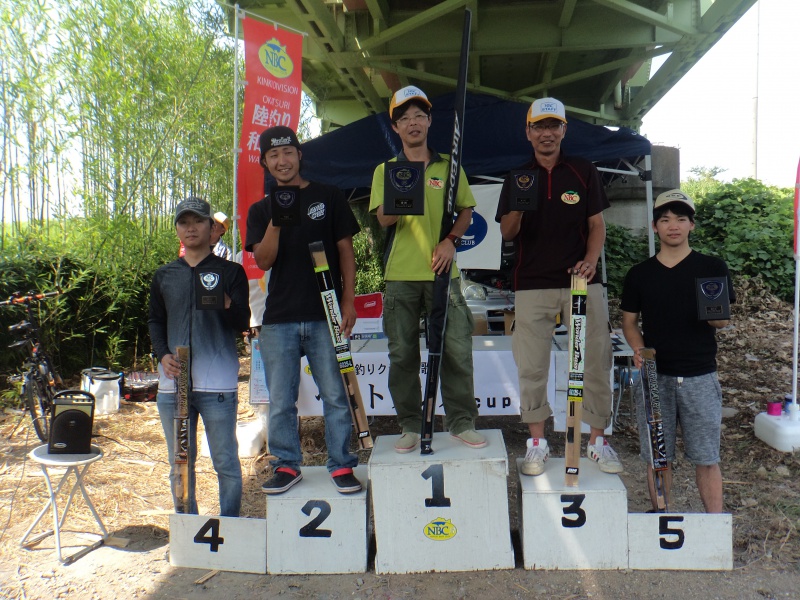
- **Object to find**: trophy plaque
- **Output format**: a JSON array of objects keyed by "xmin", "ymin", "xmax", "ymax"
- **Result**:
[
  {"xmin": 271, "ymin": 186, "xmax": 301, "ymax": 226},
  {"xmin": 696, "ymin": 276, "xmax": 730, "ymax": 321},
  {"xmin": 508, "ymin": 170, "xmax": 538, "ymax": 211},
  {"xmin": 383, "ymin": 161, "xmax": 425, "ymax": 215},
  {"xmin": 196, "ymin": 267, "xmax": 224, "ymax": 310}
]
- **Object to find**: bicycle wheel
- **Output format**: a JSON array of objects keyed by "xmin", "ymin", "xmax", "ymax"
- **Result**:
[{"xmin": 26, "ymin": 373, "xmax": 52, "ymax": 442}]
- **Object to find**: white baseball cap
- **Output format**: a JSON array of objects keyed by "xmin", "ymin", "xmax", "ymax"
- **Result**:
[
  {"xmin": 389, "ymin": 86, "xmax": 432, "ymax": 118},
  {"xmin": 527, "ymin": 97, "xmax": 567, "ymax": 124},
  {"xmin": 653, "ymin": 189, "xmax": 696, "ymax": 213}
]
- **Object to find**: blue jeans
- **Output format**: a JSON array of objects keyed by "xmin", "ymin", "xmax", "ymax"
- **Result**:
[
  {"xmin": 261, "ymin": 320, "xmax": 358, "ymax": 473},
  {"xmin": 157, "ymin": 391, "xmax": 242, "ymax": 517}
]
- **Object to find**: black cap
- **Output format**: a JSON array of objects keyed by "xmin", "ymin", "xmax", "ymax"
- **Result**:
[
  {"xmin": 174, "ymin": 197, "xmax": 211, "ymax": 225},
  {"xmin": 259, "ymin": 126, "xmax": 301, "ymax": 162}
]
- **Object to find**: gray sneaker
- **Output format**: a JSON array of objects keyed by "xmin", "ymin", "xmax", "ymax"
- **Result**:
[
  {"xmin": 587, "ymin": 436, "xmax": 623, "ymax": 474},
  {"xmin": 394, "ymin": 432, "xmax": 420, "ymax": 453},
  {"xmin": 520, "ymin": 438, "xmax": 549, "ymax": 476},
  {"xmin": 451, "ymin": 429, "xmax": 488, "ymax": 449}
]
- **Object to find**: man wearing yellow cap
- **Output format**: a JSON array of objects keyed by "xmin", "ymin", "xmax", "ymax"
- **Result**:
[
  {"xmin": 369, "ymin": 86, "xmax": 486, "ymax": 453},
  {"xmin": 211, "ymin": 211, "xmax": 233, "ymax": 261},
  {"xmin": 496, "ymin": 97, "xmax": 620, "ymax": 476}
]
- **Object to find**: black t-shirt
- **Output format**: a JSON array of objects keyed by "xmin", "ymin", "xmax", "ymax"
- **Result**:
[
  {"xmin": 495, "ymin": 153, "xmax": 609, "ymax": 290},
  {"xmin": 244, "ymin": 181, "xmax": 360, "ymax": 325},
  {"xmin": 621, "ymin": 250, "xmax": 735, "ymax": 376}
]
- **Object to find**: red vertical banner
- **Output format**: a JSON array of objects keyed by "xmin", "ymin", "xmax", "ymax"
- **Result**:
[
  {"xmin": 237, "ymin": 18, "xmax": 303, "ymax": 279},
  {"xmin": 794, "ymin": 157, "xmax": 800, "ymax": 259}
]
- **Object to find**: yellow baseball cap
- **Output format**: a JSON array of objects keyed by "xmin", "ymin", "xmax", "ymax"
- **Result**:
[
  {"xmin": 389, "ymin": 86, "xmax": 432, "ymax": 118},
  {"xmin": 527, "ymin": 98, "xmax": 567, "ymax": 124}
]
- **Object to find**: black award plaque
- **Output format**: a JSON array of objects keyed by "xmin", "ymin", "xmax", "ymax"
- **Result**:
[
  {"xmin": 271, "ymin": 186, "xmax": 301, "ymax": 226},
  {"xmin": 383, "ymin": 161, "xmax": 425, "ymax": 215},
  {"xmin": 696, "ymin": 276, "xmax": 730, "ymax": 321},
  {"xmin": 508, "ymin": 170, "xmax": 538, "ymax": 211},
  {"xmin": 196, "ymin": 268, "xmax": 224, "ymax": 310}
]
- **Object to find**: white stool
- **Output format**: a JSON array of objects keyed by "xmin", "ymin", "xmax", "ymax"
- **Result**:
[{"xmin": 20, "ymin": 444, "xmax": 108, "ymax": 564}]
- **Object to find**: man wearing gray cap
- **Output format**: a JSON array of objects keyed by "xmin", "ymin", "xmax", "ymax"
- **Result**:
[
  {"xmin": 149, "ymin": 196, "xmax": 250, "ymax": 516},
  {"xmin": 245, "ymin": 126, "xmax": 362, "ymax": 495},
  {"xmin": 496, "ymin": 97, "xmax": 621, "ymax": 477},
  {"xmin": 622, "ymin": 189, "xmax": 734, "ymax": 513}
]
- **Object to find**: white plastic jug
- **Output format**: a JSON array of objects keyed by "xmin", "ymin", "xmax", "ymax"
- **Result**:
[{"xmin": 81, "ymin": 368, "xmax": 121, "ymax": 415}]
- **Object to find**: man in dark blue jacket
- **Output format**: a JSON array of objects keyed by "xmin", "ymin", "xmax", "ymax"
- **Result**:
[{"xmin": 149, "ymin": 196, "xmax": 250, "ymax": 516}]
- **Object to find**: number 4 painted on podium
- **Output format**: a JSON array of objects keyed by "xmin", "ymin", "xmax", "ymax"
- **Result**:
[{"xmin": 193, "ymin": 518, "xmax": 224, "ymax": 552}]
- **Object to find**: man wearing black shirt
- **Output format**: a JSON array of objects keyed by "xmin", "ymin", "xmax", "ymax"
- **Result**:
[
  {"xmin": 622, "ymin": 189, "xmax": 734, "ymax": 513},
  {"xmin": 245, "ymin": 126, "xmax": 361, "ymax": 495}
]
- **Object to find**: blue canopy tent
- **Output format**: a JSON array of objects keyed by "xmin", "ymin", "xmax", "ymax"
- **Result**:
[{"xmin": 299, "ymin": 92, "xmax": 652, "ymax": 194}]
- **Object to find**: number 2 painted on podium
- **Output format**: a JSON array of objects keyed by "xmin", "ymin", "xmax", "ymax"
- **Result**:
[
  {"xmin": 560, "ymin": 494, "xmax": 587, "ymax": 528},
  {"xmin": 422, "ymin": 464, "xmax": 452, "ymax": 507},
  {"xmin": 299, "ymin": 500, "xmax": 333, "ymax": 538}
]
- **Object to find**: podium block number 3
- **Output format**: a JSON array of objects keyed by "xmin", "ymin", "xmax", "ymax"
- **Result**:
[
  {"xmin": 422, "ymin": 464, "xmax": 451, "ymax": 508},
  {"xmin": 299, "ymin": 500, "xmax": 333, "ymax": 538},
  {"xmin": 193, "ymin": 518, "xmax": 225, "ymax": 552},
  {"xmin": 560, "ymin": 494, "xmax": 587, "ymax": 528}
]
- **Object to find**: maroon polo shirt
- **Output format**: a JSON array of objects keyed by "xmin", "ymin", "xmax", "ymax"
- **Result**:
[{"xmin": 495, "ymin": 153, "xmax": 609, "ymax": 291}]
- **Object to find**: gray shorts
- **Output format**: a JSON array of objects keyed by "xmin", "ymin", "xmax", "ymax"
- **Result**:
[{"xmin": 635, "ymin": 371, "xmax": 722, "ymax": 466}]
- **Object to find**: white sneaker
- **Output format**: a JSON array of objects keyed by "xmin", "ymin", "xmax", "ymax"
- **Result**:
[
  {"xmin": 587, "ymin": 436, "xmax": 623, "ymax": 474},
  {"xmin": 520, "ymin": 438, "xmax": 549, "ymax": 476}
]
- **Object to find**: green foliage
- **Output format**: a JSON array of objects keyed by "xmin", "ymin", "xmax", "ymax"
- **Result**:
[
  {"xmin": 351, "ymin": 204, "xmax": 385, "ymax": 295},
  {"xmin": 604, "ymin": 223, "xmax": 649, "ymax": 298},
  {"xmin": 691, "ymin": 178, "xmax": 794, "ymax": 301}
]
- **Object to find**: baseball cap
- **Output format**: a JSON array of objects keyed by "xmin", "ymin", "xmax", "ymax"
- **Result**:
[
  {"xmin": 653, "ymin": 189, "xmax": 696, "ymax": 213},
  {"xmin": 389, "ymin": 86, "xmax": 432, "ymax": 119},
  {"xmin": 174, "ymin": 197, "xmax": 211, "ymax": 225},
  {"xmin": 259, "ymin": 126, "xmax": 301, "ymax": 162},
  {"xmin": 213, "ymin": 211, "xmax": 230, "ymax": 232},
  {"xmin": 527, "ymin": 98, "xmax": 567, "ymax": 124}
]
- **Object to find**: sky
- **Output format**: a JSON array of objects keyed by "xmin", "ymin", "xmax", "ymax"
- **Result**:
[{"xmin": 640, "ymin": 0, "xmax": 800, "ymax": 188}]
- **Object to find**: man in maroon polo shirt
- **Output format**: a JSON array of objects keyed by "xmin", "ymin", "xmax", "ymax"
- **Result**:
[{"xmin": 495, "ymin": 97, "xmax": 621, "ymax": 477}]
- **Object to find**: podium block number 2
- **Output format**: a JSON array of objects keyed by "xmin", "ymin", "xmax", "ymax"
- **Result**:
[
  {"xmin": 560, "ymin": 494, "xmax": 587, "ymax": 528},
  {"xmin": 422, "ymin": 464, "xmax": 451, "ymax": 508},
  {"xmin": 299, "ymin": 500, "xmax": 333, "ymax": 538}
]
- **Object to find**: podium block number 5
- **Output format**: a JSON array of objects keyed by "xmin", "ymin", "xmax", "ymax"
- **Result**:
[
  {"xmin": 560, "ymin": 494, "xmax": 587, "ymax": 528},
  {"xmin": 299, "ymin": 500, "xmax": 333, "ymax": 538},
  {"xmin": 659, "ymin": 516, "xmax": 685, "ymax": 550},
  {"xmin": 193, "ymin": 518, "xmax": 225, "ymax": 552},
  {"xmin": 422, "ymin": 464, "xmax": 452, "ymax": 508}
]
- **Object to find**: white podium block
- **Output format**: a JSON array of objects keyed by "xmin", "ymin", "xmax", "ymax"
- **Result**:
[
  {"xmin": 169, "ymin": 514, "xmax": 266, "ymax": 574},
  {"xmin": 266, "ymin": 465, "xmax": 368, "ymax": 574},
  {"xmin": 369, "ymin": 429, "xmax": 514, "ymax": 574},
  {"xmin": 628, "ymin": 513, "xmax": 732, "ymax": 570},
  {"xmin": 517, "ymin": 458, "xmax": 627, "ymax": 570}
]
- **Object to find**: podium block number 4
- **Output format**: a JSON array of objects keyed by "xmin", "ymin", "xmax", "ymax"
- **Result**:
[
  {"xmin": 299, "ymin": 500, "xmax": 333, "ymax": 538},
  {"xmin": 422, "ymin": 464, "xmax": 451, "ymax": 508},
  {"xmin": 193, "ymin": 518, "xmax": 224, "ymax": 552}
]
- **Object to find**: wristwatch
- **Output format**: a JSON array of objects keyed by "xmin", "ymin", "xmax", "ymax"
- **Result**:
[{"xmin": 446, "ymin": 233, "xmax": 462, "ymax": 247}]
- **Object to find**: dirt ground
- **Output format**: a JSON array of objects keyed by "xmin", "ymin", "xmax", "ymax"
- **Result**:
[{"xmin": 1, "ymin": 278, "xmax": 800, "ymax": 599}]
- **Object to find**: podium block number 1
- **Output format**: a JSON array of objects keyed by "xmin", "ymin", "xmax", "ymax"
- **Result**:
[
  {"xmin": 299, "ymin": 500, "xmax": 333, "ymax": 538},
  {"xmin": 422, "ymin": 464, "xmax": 451, "ymax": 508}
]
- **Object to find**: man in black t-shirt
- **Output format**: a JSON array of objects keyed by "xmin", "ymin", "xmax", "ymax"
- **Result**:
[
  {"xmin": 621, "ymin": 189, "xmax": 734, "ymax": 513},
  {"xmin": 244, "ymin": 126, "xmax": 361, "ymax": 496}
]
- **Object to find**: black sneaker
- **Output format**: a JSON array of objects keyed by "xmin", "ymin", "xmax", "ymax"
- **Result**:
[
  {"xmin": 261, "ymin": 467, "xmax": 302, "ymax": 494},
  {"xmin": 330, "ymin": 468, "xmax": 362, "ymax": 494}
]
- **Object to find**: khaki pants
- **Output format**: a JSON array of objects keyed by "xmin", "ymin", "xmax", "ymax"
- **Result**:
[{"xmin": 512, "ymin": 284, "xmax": 612, "ymax": 430}]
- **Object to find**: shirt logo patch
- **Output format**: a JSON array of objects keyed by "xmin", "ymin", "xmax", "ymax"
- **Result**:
[
  {"xmin": 427, "ymin": 177, "xmax": 444, "ymax": 189},
  {"xmin": 199, "ymin": 272, "xmax": 220, "ymax": 291},
  {"xmin": 561, "ymin": 191, "xmax": 580, "ymax": 204},
  {"xmin": 308, "ymin": 202, "xmax": 325, "ymax": 220}
]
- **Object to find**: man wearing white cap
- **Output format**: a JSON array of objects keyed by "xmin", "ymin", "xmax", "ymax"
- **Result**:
[
  {"xmin": 369, "ymin": 86, "xmax": 486, "ymax": 453},
  {"xmin": 621, "ymin": 189, "xmax": 734, "ymax": 513},
  {"xmin": 496, "ymin": 97, "xmax": 621, "ymax": 476},
  {"xmin": 211, "ymin": 211, "xmax": 233, "ymax": 260}
]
